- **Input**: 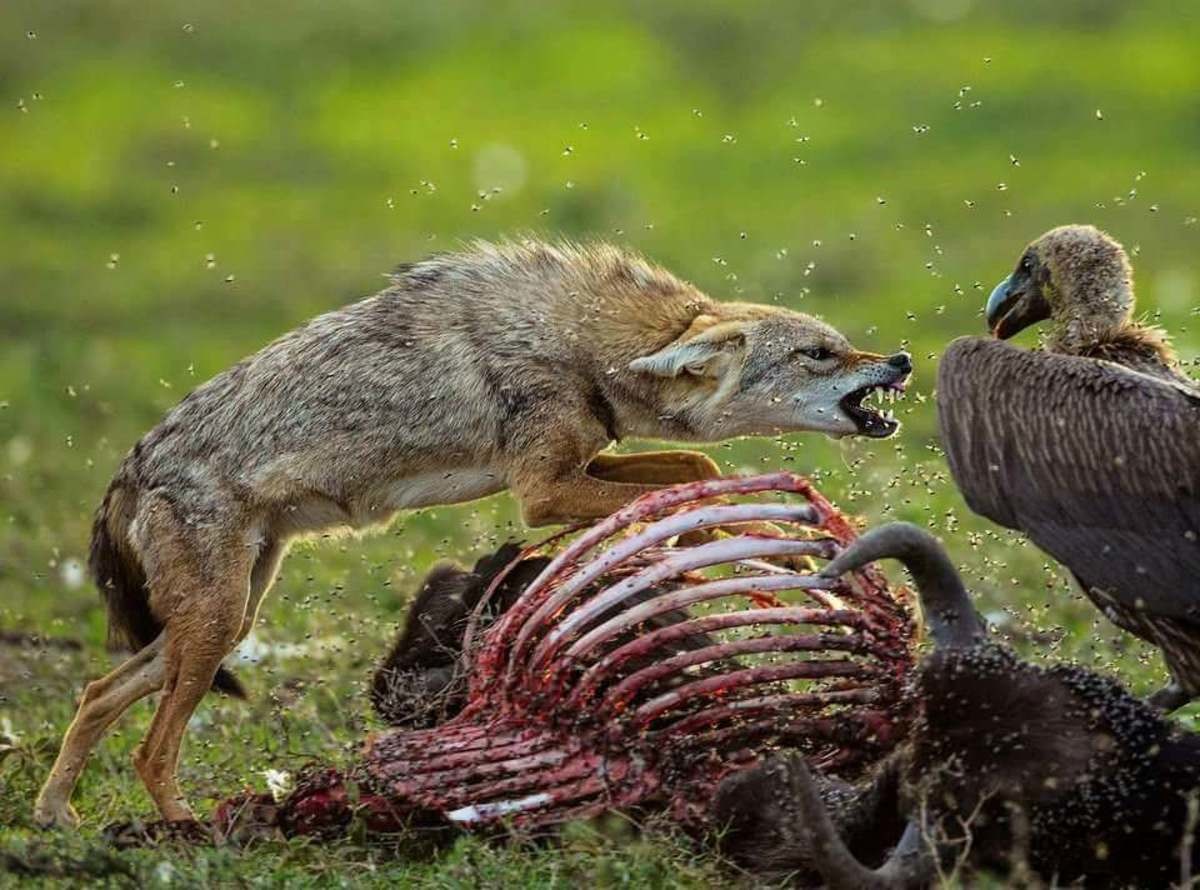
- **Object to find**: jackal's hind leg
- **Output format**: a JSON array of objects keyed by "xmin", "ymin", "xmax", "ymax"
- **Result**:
[
  {"xmin": 240, "ymin": 535, "xmax": 287, "ymax": 641},
  {"xmin": 132, "ymin": 596, "xmax": 248, "ymax": 822},
  {"xmin": 33, "ymin": 638, "xmax": 168, "ymax": 828},
  {"xmin": 129, "ymin": 503, "xmax": 255, "ymax": 822}
]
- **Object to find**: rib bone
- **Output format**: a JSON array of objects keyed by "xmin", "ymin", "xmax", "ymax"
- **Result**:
[{"xmin": 215, "ymin": 472, "xmax": 915, "ymax": 837}]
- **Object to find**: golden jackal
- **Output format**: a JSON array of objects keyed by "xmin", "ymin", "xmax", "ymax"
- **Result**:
[{"xmin": 35, "ymin": 239, "xmax": 911, "ymax": 827}]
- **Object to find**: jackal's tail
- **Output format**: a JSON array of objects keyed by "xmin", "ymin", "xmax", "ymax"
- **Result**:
[{"xmin": 89, "ymin": 484, "xmax": 246, "ymax": 698}]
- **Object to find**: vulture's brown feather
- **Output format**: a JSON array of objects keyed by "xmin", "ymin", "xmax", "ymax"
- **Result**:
[{"xmin": 938, "ymin": 336, "xmax": 1200, "ymax": 697}]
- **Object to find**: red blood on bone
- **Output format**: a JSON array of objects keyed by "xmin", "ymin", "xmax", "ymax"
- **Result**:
[
  {"xmin": 581, "ymin": 630, "xmax": 866, "ymax": 716},
  {"xmin": 236, "ymin": 473, "xmax": 914, "ymax": 835}
]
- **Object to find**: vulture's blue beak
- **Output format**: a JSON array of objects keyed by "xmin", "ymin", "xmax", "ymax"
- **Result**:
[
  {"xmin": 985, "ymin": 276, "xmax": 1012, "ymax": 326},
  {"xmin": 984, "ymin": 270, "xmax": 1050, "ymax": 339}
]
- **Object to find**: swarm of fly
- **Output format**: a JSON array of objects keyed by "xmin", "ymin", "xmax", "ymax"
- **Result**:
[{"xmin": 217, "ymin": 472, "xmax": 916, "ymax": 837}]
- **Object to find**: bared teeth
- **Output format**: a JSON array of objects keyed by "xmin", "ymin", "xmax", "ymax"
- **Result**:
[{"xmin": 863, "ymin": 386, "xmax": 902, "ymax": 411}]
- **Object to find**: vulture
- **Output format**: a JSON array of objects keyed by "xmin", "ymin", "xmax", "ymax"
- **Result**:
[{"xmin": 938, "ymin": 224, "xmax": 1200, "ymax": 709}]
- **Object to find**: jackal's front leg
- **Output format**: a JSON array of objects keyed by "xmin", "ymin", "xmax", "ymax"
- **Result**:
[
  {"xmin": 511, "ymin": 464, "xmax": 661, "ymax": 527},
  {"xmin": 585, "ymin": 450, "xmax": 721, "ymax": 485}
]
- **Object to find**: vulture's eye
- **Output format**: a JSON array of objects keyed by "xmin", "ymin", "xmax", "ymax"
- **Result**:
[{"xmin": 1022, "ymin": 254, "xmax": 1035, "ymax": 271}]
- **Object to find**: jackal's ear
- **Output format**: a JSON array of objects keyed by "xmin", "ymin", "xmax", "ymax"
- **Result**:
[{"xmin": 629, "ymin": 316, "xmax": 747, "ymax": 378}]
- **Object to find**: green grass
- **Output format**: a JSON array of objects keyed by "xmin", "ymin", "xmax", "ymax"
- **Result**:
[{"xmin": 2, "ymin": 0, "xmax": 1200, "ymax": 885}]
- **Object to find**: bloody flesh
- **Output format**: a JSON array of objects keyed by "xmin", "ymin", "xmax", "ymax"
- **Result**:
[{"xmin": 215, "ymin": 472, "xmax": 915, "ymax": 839}]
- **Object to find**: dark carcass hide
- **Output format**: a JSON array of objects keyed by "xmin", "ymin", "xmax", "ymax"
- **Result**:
[{"xmin": 735, "ymin": 523, "xmax": 1200, "ymax": 889}]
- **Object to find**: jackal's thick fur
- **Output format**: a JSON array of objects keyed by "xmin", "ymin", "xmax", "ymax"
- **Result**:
[{"xmin": 37, "ymin": 238, "xmax": 909, "ymax": 828}]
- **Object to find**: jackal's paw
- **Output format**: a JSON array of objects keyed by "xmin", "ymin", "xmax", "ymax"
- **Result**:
[{"xmin": 32, "ymin": 797, "xmax": 80, "ymax": 830}]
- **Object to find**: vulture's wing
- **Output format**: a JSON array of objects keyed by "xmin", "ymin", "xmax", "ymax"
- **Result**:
[{"xmin": 937, "ymin": 336, "xmax": 1200, "ymax": 619}]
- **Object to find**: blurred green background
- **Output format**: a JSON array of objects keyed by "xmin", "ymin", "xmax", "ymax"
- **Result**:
[{"xmin": 1, "ymin": 0, "xmax": 1199, "ymax": 884}]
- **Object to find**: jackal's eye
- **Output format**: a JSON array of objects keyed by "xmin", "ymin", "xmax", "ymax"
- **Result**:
[{"xmin": 797, "ymin": 346, "xmax": 833, "ymax": 361}]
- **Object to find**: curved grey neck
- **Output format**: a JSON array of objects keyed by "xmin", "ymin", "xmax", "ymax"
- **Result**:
[{"xmin": 821, "ymin": 523, "xmax": 985, "ymax": 648}]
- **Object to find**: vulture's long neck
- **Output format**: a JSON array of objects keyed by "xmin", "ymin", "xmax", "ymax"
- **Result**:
[{"xmin": 1048, "ymin": 282, "xmax": 1188, "ymax": 384}]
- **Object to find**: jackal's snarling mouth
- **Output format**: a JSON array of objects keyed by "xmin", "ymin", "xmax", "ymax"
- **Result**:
[{"xmin": 840, "ymin": 379, "xmax": 907, "ymax": 438}]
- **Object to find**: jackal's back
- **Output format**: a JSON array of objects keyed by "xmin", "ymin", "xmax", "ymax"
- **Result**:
[{"xmin": 113, "ymin": 240, "xmax": 705, "ymax": 517}]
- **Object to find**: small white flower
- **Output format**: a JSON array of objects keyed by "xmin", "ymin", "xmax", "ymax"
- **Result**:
[{"xmin": 262, "ymin": 768, "xmax": 293, "ymax": 801}]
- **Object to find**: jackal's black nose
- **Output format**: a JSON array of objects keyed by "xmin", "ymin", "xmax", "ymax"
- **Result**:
[{"xmin": 887, "ymin": 352, "xmax": 912, "ymax": 373}]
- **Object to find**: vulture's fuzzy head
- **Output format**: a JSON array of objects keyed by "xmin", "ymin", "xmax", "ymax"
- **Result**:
[{"xmin": 985, "ymin": 224, "xmax": 1174, "ymax": 365}]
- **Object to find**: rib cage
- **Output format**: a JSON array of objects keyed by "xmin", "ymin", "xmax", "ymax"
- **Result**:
[{"xmin": 358, "ymin": 472, "xmax": 916, "ymax": 830}]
